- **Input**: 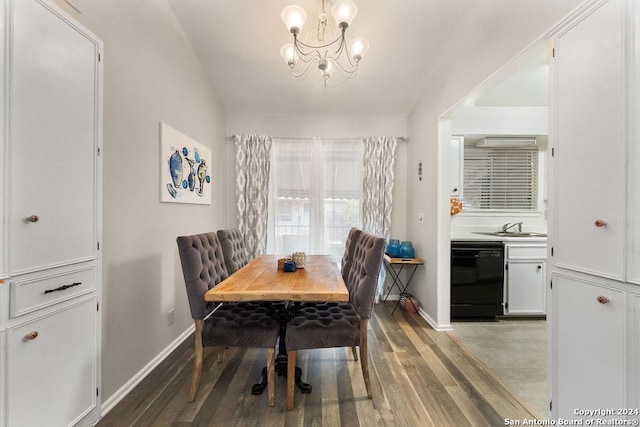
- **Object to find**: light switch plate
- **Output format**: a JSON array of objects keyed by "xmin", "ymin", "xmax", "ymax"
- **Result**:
[{"xmin": 417, "ymin": 212, "xmax": 424, "ymax": 224}]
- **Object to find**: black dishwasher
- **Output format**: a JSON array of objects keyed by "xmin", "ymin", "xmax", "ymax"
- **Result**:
[{"xmin": 451, "ymin": 241, "xmax": 504, "ymax": 318}]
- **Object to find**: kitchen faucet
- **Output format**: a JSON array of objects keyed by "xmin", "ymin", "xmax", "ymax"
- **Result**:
[{"xmin": 502, "ymin": 222, "xmax": 523, "ymax": 233}]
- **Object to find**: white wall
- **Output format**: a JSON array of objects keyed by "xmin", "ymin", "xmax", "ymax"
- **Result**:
[
  {"xmin": 52, "ymin": 0, "xmax": 228, "ymax": 405},
  {"xmin": 406, "ymin": 0, "xmax": 586, "ymax": 330}
]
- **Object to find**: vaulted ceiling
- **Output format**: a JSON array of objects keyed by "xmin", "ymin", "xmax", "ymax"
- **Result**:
[{"xmin": 167, "ymin": 0, "xmax": 549, "ymax": 117}]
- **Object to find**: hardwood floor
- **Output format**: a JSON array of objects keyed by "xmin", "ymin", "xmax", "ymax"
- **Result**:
[{"xmin": 97, "ymin": 303, "xmax": 539, "ymax": 426}]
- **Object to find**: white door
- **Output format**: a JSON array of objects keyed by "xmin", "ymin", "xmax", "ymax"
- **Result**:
[
  {"xmin": 551, "ymin": 0, "xmax": 625, "ymax": 280},
  {"xmin": 9, "ymin": 0, "xmax": 99, "ymax": 274}
]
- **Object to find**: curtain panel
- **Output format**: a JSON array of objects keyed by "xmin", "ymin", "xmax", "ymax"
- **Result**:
[
  {"xmin": 267, "ymin": 138, "xmax": 363, "ymax": 261},
  {"xmin": 233, "ymin": 134, "xmax": 273, "ymax": 258},
  {"xmin": 362, "ymin": 136, "xmax": 397, "ymax": 240},
  {"xmin": 362, "ymin": 136, "xmax": 397, "ymax": 300}
]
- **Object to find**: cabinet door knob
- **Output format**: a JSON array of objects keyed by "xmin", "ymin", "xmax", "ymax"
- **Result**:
[
  {"xmin": 597, "ymin": 295, "xmax": 609, "ymax": 304},
  {"xmin": 26, "ymin": 215, "xmax": 39, "ymax": 223},
  {"xmin": 25, "ymin": 331, "xmax": 39, "ymax": 340},
  {"xmin": 537, "ymin": 265, "xmax": 542, "ymax": 270},
  {"xmin": 594, "ymin": 219, "xmax": 607, "ymax": 227}
]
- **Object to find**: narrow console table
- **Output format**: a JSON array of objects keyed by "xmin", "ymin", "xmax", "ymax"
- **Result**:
[{"xmin": 382, "ymin": 254, "xmax": 424, "ymax": 314}]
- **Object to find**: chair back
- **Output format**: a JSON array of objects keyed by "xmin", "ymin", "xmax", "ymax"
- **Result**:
[
  {"xmin": 341, "ymin": 227, "xmax": 363, "ymax": 284},
  {"xmin": 177, "ymin": 232, "xmax": 229, "ymax": 320},
  {"xmin": 217, "ymin": 228, "xmax": 249, "ymax": 275},
  {"xmin": 345, "ymin": 231, "xmax": 386, "ymax": 320}
]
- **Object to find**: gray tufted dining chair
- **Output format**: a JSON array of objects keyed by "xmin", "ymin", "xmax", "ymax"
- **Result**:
[
  {"xmin": 216, "ymin": 228, "xmax": 250, "ymax": 275},
  {"xmin": 176, "ymin": 232, "xmax": 280, "ymax": 405},
  {"xmin": 284, "ymin": 231, "xmax": 386, "ymax": 410},
  {"xmin": 340, "ymin": 227, "xmax": 363, "ymax": 283},
  {"xmin": 340, "ymin": 227, "xmax": 363, "ymax": 361}
]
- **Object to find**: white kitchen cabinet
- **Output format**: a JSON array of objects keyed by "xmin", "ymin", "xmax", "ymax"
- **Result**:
[
  {"xmin": 552, "ymin": 274, "xmax": 626, "ymax": 419},
  {"xmin": 552, "ymin": 0, "xmax": 625, "ymax": 281},
  {"xmin": 0, "ymin": 329, "xmax": 5, "ymax": 427},
  {"xmin": 450, "ymin": 136, "xmax": 463, "ymax": 197},
  {"xmin": 630, "ymin": 291, "xmax": 640, "ymax": 410},
  {"xmin": 631, "ymin": 0, "xmax": 640, "ymax": 286},
  {"xmin": 0, "ymin": 1, "xmax": 102, "ymax": 425},
  {"xmin": 0, "ymin": 1, "xmax": 5, "ymax": 281},
  {"xmin": 505, "ymin": 245, "xmax": 546, "ymax": 315},
  {"xmin": 549, "ymin": 0, "xmax": 638, "ymax": 419},
  {"xmin": 7, "ymin": 297, "xmax": 96, "ymax": 427},
  {"xmin": 9, "ymin": 0, "xmax": 98, "ymax": 275}
]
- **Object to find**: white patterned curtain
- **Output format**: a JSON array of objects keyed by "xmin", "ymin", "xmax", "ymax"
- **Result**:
[
  {"xmin": 362, "ymin": 136, "xmax": 397, "ymax": 299},
  {"xmin": 362, "ymin": 136, "xmax": 397, "ymax": 239},
  {"xmin": 234, "ymin": 134, "xmax": 273, "ymax": 258}
]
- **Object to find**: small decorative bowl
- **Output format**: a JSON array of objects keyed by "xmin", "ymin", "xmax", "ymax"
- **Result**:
[
  {"xmin": 278, "ymin": 257, "xmax": 291, "ymax": 270},
  {"xmin": 283, "ymin": 260, "xmax": 297, "ymax": 272}
]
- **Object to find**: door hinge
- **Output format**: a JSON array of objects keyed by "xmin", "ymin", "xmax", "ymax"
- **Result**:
[
  {"xmin": 98, "ymin": 52, "xmax": 101, "ymax": 62},
  {"xmin": 97, "ymin": 242, "xmax": 100, "ymax": 250},
  {"xmin": 550, "ymin": 400, "xmax": 553, "ymax": 411},
  {"xmin": 505, "ymin": 264, "xmax": 509, "ymax": 271},
  {"xmin": 552, "ymin": 48, "xmax": 555, "ymax": 58},
  {"xmin": 98, "ymin": 147, "xmax": 101, "ymax": 156},
  {"xmin": 97, "ymin": 302, "xmax": 100, "ymax": 311},
  {"xmin": 551, "ymin": 247, "xmax": 554, "ymax": 256},
  {"xmin": 551, "ymin": 147, "xmax": 555, "ymax": 157},
  {"xmin": 550, "ymin": 280, "xmax": 553, "ymax": 290},
  {"xmin": 97, "ymin": 387, "xmax": 99, "ymax": 397}
]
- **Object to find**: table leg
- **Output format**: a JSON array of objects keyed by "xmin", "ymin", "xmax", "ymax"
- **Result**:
[
  {"xmin": 383, "ymin": 262, "xmax": 406, "ymax": 314},
  {"xmin": 383, "ymin": 263, "xmax": 420, "ymax": 315},
  {"xmin": 251, "ymin": 302, "xmax": 312, "ymax": 395}
]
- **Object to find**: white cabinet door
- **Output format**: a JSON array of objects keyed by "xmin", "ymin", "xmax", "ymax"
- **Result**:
[
  {"xmin": 6, "ymin": 298, "xmax": 96, "ymax": 427},
  {"xmin": 630, "ymin": 291, "xmax": 640, "ymax": 410},
  {"xmin": 0, "ymin": 329, "xmax": 5, "ymax": 427},
  {"xmin": 552, "ymin": 0, "xmax": 625, "ymax": 280},
  {"xmin": 552, "ymin": 274, "xmax": 625, "ymax": 419},
  {"xmin": 631, "ymin": 0, "xmax": 640, "ymax": 285},
  {"xmin": 451, "ymin": 136, "xmax": 463, "ymax": 197},
  {"xmin": 0, "ymin": 1, "xmax": 6, "ymax": 280},
  {"xmin": 9, "ymin": 0, "xmax": 100, "ymax": 274},
  {"xmin": 507, "ymin": 260, "xmax": 546, "ymax": 315}
]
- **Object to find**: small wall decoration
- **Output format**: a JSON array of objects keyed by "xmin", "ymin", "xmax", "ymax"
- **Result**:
[{"xmin": 160, "ymin": 122, "xmax": 212, "ymax": 205}]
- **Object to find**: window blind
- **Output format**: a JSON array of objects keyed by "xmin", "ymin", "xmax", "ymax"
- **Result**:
[{"xmin": 463, "ymin": 147, "xmax": 538, "ymax": 210}]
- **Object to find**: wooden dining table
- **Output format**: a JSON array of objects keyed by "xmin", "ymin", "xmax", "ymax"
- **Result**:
[
  {"xmin": 205, "ymin": 254, "xmax": 349, "ymax": 303},
  {"xmin": 204, "ymin": 254, "xmax": 349, "ymax": 396}
]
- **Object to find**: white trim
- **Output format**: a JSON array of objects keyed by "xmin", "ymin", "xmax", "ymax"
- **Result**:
[
  {"xmin": 418, "ymin": 306, "xmax": 453, "ymax": 332},
  {"xmin": 99, "ymin": 324, "xmax": 195, "ymax": 417}
]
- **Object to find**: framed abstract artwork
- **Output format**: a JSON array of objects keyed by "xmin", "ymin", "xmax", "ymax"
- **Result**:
[{"xmin": 160, "ymin": 122, "xmax": 212, "ymax": 205}]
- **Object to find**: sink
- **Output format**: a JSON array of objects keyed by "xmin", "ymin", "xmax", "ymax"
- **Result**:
[{"xmin": 473, "ymin": 231, "xmax": 547, "ymax": 238}]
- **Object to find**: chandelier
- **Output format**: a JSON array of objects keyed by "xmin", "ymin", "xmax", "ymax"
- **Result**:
[{"xmin": 280, "ymin": 0, "xmax": 369, "ymax": 86}]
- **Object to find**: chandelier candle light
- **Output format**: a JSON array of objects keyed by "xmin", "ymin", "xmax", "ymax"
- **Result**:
[{"xmin": 280, "ymin": 0, "xmax": 369, "ymax": 86}]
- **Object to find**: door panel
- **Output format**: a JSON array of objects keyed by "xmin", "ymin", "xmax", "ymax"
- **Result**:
[{"xmin": 9, "ymin": 0, "xmax": 99, "ymax": 273}]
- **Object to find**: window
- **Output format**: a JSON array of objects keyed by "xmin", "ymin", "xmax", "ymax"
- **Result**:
[
  {"xmin": 463, "ymin": 146, "xmax": 539, "ymax": 211},
  {"xmin": 268, "ymin": 138, "xmax": 363, "ymax": 261}
]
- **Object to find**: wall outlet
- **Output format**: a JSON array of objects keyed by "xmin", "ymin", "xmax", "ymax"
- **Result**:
[
  {"xmin": 167, "ymin": 309, "xmax": 175, "ymax": 326},
  {"xmin": 417, "ymin": 212, "xmax": 424, "ymax": 224}
]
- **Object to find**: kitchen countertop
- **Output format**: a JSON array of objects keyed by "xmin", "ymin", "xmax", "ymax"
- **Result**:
[{"xmin": 451, "ymin": 231, "xmax": 548, "ymax": 243}]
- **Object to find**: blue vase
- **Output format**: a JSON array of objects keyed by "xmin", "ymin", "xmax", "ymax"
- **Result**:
[
  {"xmin": 400, "ymin": 241, "xmax": 415, "ymax": 258},
  {"xmin": 169, "ymin": 150, "xmax": 183, "ymax": 188},
  {"xmin": 386, "ymin": 239, "xmax": 401, "ymax": 257}
]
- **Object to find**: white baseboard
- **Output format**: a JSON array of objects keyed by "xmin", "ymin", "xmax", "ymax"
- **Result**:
[
  {"xmin": 100, "ymin": 324, "xmax": 195, "ymax": 417},
  {"xmin": 418, "ymin": 307, "xmax": 453, "ymax": 332}
]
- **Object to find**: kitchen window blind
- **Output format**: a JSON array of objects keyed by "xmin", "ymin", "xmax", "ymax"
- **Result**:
[{"xmin": 463, "ymin": 147, "xmax": 538, "ymax": 210}]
